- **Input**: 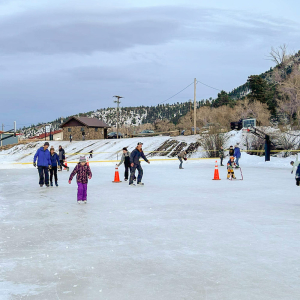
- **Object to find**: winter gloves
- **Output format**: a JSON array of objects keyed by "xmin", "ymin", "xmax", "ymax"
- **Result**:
[{"xmin": 33, "ymin": 162, "xmax": 36, "ymax": 167}]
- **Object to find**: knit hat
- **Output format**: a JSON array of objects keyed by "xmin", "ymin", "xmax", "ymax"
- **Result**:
[
  {"xmin": 123, "ymin": 147, "xmax": 128, "ymax": 151},
  {"xmin": 79, "ymin": 156, "xmax": 86, "ymax": 163},
  {"xmin": 137, "ymin": 142, "xmax": 143, "ymax": 145},
  {"xmin": 44, "ymin": 142, "xmax": 49, "ymax": 146}
]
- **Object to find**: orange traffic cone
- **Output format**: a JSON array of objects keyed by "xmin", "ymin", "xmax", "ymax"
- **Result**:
[
  {"xmin": 212, "ymin": 160, "xmax": 221, "ymax": 180},
  {"xmin": 64, "ymin": 159, "xmax": 67, "ymax": 170},
  {"xmin": 86, "ymin": 157, "xmax": 89, "ymax": 166},
  {"xmin": 112, "ymin": 165, "xmax": 122, "ymax": 183}
]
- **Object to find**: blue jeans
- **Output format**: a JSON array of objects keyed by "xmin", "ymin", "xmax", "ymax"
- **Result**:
[
  {"xmin": 235, "ymin": 157, "xmax": 240, "ymax": 166},
  {"xmin": 129, "ymin": 164, "xmax": 143, "ymax": 184},
  {"xmin": 178, "ymin": 157, "xmax": 183, "ymax": 168}
]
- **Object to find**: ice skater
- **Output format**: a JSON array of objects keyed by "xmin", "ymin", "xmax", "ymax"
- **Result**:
[
  {"xmin": 234, "ymin": 143, "xmax": 241, "ymax": 167},
  {"xmin": 49, "ymin": 147, "xmax": 60, "ymax": 187},
  {"xmin": 33, "ymin": 142, "xmax": 52, "ymax": 187},
  {"xmin": 227, "ymin": 156, "xmax": 237, "ymax": 180},
  {"xmin": 290, "ymin": 154, "xmax": 299, "ymax": 174},
  {"xmin": 117, "ymin": 147, "xmax": 135, "ymax": 181},
  {"xmin": 58, "ymin": 145, "xmax": 69, "ymax": 171},
  {"xmin": 69, "ymin": 156, "xmax": 92, "ymax": 204},
  {"xmin": 295, "ymin": 163, "xmax": 300, "ymax": 186},
  {"xmin": 219, "ymin": 146, "xmax": 225, "ymax": 166},
  {"xmin": 129, "ymin": 142, "xmax": 150, "ymax": 186},
  {"xmin": 178, "ymin": 150, "xmax": 187, "ymax": 169},
  {"xmin": 228, "ymin": 145, "xmax": 234, "ymax": 157}
]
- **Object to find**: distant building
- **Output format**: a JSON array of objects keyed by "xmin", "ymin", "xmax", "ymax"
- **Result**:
[
  {"xmin": 29, "ymin": 129, "xmax": 63, "ymax": 141},
  {"xmin": 60, "ymin": 116, "xmax": 110, "ymax": 141},
  {"xmin": 0, "ymin": 131, "xmax": 19, "ymax": 147}
]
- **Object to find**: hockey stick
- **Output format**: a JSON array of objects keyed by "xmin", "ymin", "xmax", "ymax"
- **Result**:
[{"xmin": 239, "ymin": 167, "xmax": 243, "ymax": 180}]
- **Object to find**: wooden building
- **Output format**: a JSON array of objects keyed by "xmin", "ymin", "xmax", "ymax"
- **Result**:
[{"xmin": 60, "ymin": 117, "xmax": 110, "ymax": 141}]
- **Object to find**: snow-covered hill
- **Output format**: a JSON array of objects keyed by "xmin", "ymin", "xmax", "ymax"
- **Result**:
[{"xmin": 2, "ymin": 130, "xmax": 300, "ymax": 169}]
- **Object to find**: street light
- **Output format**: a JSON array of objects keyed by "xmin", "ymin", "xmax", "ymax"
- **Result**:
[{"xmin": 113, "ymin": 96, "xmax": 123, "ymax": 139}]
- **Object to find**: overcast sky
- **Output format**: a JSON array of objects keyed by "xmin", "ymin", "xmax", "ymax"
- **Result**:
[{"xmin": 0, "ymin": 0, "xmax": 299, "ymax": 128}]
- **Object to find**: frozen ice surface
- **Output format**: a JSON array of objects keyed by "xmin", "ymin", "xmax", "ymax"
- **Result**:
[{"xmin": 1, "ymin": 159, "xmax": 300, "ymax": 300}]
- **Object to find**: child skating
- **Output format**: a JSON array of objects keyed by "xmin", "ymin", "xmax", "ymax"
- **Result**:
[
  {"xmin": 69, "ymin": 156, "xmax": 92, "ymax": 204},
  {"xmin": 227, "ymin": 156, "xmax": 237, "ymax": 180}
]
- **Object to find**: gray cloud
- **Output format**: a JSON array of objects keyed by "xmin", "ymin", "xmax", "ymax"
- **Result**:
[
  {"xmin": 0, "ymin": 7, "xmax": 298, "ymax": 55},
  {"xmin": 0, "ymin": 3, "xmax": 300, "ymax": 126}
]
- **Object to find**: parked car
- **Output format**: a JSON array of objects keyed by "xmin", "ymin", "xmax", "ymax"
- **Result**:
[
  {"xmin": 107, "ymin": 132, "xmax": 123, "ymax": 139},
  {"xmin": 140, "ymin": 130, "xmax": 155, "ymax": 134}
]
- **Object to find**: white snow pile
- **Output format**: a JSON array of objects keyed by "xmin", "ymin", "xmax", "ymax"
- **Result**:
[{"xmin": 0, "ymin": 130, "xmax": 299, "ymax": 169}]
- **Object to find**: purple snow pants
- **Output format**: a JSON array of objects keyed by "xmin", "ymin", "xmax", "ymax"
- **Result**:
[{"xmin": 77, "ymin": 183, "xmax": 87, "ymax": 201}]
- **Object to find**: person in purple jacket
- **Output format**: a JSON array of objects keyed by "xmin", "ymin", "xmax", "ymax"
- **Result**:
[
  {"xmin": 33, "ymin": 142, "xmax": 52, "ymax": 187},
  {"xmin": 68, "ymin": 156, "xmax": 92, "ymax": 204}
]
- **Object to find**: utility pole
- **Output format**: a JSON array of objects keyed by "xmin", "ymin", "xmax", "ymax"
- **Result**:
[
  {"xmin": 1, "ymin": 124, "xmax": 4, "ymax": 132},
  {"xmin": 194, "ymin": 78, "xmax": 197, "ymax": 135},
  {"xmin": 113, "ymin": 96, "xmax": 123, "ymax": 139}
]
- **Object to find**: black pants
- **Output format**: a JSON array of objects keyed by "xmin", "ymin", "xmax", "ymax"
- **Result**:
[
  {"xmin": 296, "ymin": 179, "xmax": 300, "ymax": 186},
  {"xmin": 59, "ymin": 160, "xmax": 68, "ymax": 170},
  {"xmin": 38, "ymin": 166, "xmax": 49, "ymax": 185},
  {"xmin": 129, "ymin": 164, "xmax": 143, "ymax": 184},
  {"xmin": 124, "ymin": 164, "xmax": 135, "ymax": 180},
  {"xmin": 220, "ymin": 157, "xmax": 224, "ymax": 165},
  {"xmin": 50, "ymin": 166, "xmax": 58, "ymax": 183}
]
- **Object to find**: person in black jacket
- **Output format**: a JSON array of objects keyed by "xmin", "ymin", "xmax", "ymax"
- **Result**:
[
  {"xmin": 58, "ymin": 145, "xmax": 69, "ymax": 171},
  {"xmin": 228, "ymin": 146, "xmax": 234, "ymax": 156},
  {"xmin": 129, "ymin": 142, "xmax": 150, "ymax": 186}
]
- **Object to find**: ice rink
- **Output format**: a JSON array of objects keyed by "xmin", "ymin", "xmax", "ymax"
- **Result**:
[{"xmin": 1, "ymin": 159, "xmax": 300, "ymax": 300}]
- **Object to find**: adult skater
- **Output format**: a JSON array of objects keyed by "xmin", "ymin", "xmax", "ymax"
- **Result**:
[
  {"xmin": 290, "ymin": 154, "xmax": 299, "ymax": 174},
  {"xmin": 89, "ymin": 150, "xmax": 93, "ymax": 159},
  {"xmin": 178, "ymin": 150, "xmax": 187, "ymax": 169},
  {"xmin": 33, "ymin": 142, "xmax": 52, "ymax": 187},
  {"xmin": 219, "ymin": 146, "xmax": 225, "ymax": 166},
  {"xmin": 49, "ymin": 147, "xmax": 60, "ymax": 186},
  {"xmin": 58, "ymin": 145, "xmax": 69, "ymax": 171},
  {"xmin": 129, "ymin": 142, "xmax": 150, "ymax": 186},
  {"xmin": 69, "ymin": 134, "xmax": 72, "ymax": 142},
  {"xmin": 229, "ymin": 145, "xmax": 234, "ymax": 156},
  {"xmin": 295, "ymin": 163, "xmax": 300, "ymax": 186},
  {"xmin": 234, "ymin": 143, "xmax": 241, "ymax": 167},
  {"xmin": 118, "ymin": 147, "xmax": 132, "ymax": 181}
]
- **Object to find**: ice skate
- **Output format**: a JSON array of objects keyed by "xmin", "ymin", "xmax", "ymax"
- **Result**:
[
  {"xmin": 137, "ymin": 182, "xmax": 144, "ymax": 186},
  {"xmin": 55, "ymin": 182, "xmax": 58, "ymax": 187},
  {"xmin": 129, "ymin": 183, "xmax": 136, "ymax": 186},
  {"xmin": 46, "ymin": 184, "xmax": 50, "ymax": 187},
  {"xmin": 50, "ymin": 182, "xmax": 53, "ymax": 187},
  {"xmin": 40, "ymin": 184, "xmax": 43, "ymax": 187},
  {"xmin": 77, "ymin": 201, "xmax": 82, "ymax": 204},
  {"xmin": 83, "ymin": 200, "xmax": 87, "ymax": 204}
]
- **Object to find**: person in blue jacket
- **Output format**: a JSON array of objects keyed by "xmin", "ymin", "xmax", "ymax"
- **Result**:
[
  {"xmin": 234, "ymin": 143, "xmax": 241, "ymax": 167},
  {"xmin": 129, "ymin": 142, "xmax": 150, "ymax": 186},
  {"xmin": 33, "ymin": 142, "xmax": 52, "ymax": 187},
  {"xmin": 49, "ymin": 146, "xmax": 60, "ymax": 187},
  {"xmin": 295, "ymin": 164, "xmax": 300, "ymax": 186}
]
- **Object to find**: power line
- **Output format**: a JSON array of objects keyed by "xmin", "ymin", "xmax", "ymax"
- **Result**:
[
  {"xmin": 159, "ymin": 82, "xmax": 194, "ymax": 104},
  {"xmin": 196, "ymin": 80, "xmax": 222, "ymax": 92}
]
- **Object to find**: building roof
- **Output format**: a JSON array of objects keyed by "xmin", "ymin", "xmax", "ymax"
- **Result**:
[
  {"xmin": 29, "ymin": 129, "xmax": 63, "ymax": 139},
  {"xmin": 61, "ymin": 116, "xmax": 110, "ymax": 128}
]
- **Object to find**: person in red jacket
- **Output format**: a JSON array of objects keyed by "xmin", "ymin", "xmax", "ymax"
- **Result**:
[{"xmin": 69, "ymin": 156, "xmax": 92, "ymax": 204}]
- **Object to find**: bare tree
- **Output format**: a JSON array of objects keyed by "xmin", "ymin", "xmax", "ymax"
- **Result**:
[
  {"xmin": 276, "ymin": 69, "xmax": 300, "ymax": 126},
  {"xmin": 268, "ymin": 44, "xmax": 291, "ymax": 66}
]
